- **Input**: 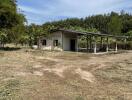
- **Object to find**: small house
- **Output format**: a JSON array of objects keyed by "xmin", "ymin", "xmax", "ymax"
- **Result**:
[
  {"xmin": 33, "ymin": 29, "xmax": 85, "ymax": 51},
  {"xmin": 33, "ymin": 29, "xmax": 128, "ymax": 53}
]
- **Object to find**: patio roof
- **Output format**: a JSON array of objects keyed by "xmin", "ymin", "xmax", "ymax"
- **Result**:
[
  {"xmin": 53, "ymin": 29, "xmax": 129, "ymax": 39},
  {"xmin": 53, "ymin": 29, "xmax": 86, "ymax": 35}
]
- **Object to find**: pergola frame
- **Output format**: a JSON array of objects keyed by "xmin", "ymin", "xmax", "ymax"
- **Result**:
[{"xmin": 81, "ymin": 32, "xmax": 129, "ymax": 53}]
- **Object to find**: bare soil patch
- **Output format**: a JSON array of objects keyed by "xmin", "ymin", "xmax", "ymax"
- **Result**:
[{"xmin": 0, "ymin": 49, "xmax": 132, "ymax": 100}]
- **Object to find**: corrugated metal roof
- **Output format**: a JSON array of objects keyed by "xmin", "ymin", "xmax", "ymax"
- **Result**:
[{"xmin": 53, "ymin": 29, "xmax": 129, "ymax": 39}]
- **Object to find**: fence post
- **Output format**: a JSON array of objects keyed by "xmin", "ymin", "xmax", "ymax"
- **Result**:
[
  {"xmin": 93, "ymin": 36, "xmax": 97, "ymax": 54},
  {"xmin": 106, "ymin": 37, "xmax": 109, "ymax": 52},
  {"xmin": 115, "ymin": 39, "xmax": 118, "ymax": 52}
]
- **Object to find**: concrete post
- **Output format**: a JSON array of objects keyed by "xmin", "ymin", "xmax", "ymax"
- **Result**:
[
  {"xmin": 89, "ymin": 35, "xmax": 92, "ymax": 52},
  {"xmin": 86, "ymin": 35, "xmax": 89, "ymax": 52},
  {"xmin": 106, "ymin": 37, "xmax": 109, "ymax": 52},
  {"xmin": 115, "ymin": 39, "xmax": 118, "ymax": 52},
  {"xmin": 61, "ymin": 32, "xmax": 64, "ymax": 51},
  {"xmin": 93, "ymin": 36, "xmax": 97, "ymax": 54},
  {"xmin": 101, "ymin": 37, "xmax": 103, "ymax": 49},
  {"xmin": 76, "ymin": 35, "xmax": 79, "ymax": 52}
]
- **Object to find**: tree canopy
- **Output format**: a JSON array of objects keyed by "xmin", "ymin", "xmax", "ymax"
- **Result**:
[
  {"xmin": 0, "ymin": 0, "xmax": 26, "ymax": 46},
  {"xmin": 41, "ymin": 11, "xmax": 132, "ymax": 36}
]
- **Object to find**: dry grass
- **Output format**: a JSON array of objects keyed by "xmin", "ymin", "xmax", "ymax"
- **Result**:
[{"xmin": 0, "ymin": 49, "xmax": 132, "ymax": 100}]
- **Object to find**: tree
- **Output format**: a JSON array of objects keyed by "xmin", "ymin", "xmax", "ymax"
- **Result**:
[
  {"xmin": 108, "ymin": 16, "xmax": 123, "ymax": 35},
  {"xmin": 0, "ymin": 0, "xmax": 26, "ymax": 47},
  {"xmin": 126, "ymin": 31, "xmax": 132, "ymax": 37},
  {"xmin": 0, "ymin": 29, "xmax": 7, "ymax": 47},
  {"xmin": 0, "ymin": 0, "xmax": 21, "ymax": 28},
  {"xmin": 18, "ymin": 34, "xmax": 29, "ymax": 46},
  {"xmin": 26, "ymin": 24, "xmax": 46, "ymax": 48}
]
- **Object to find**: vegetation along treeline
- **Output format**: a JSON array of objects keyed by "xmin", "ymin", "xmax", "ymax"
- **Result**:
[
  {"xmin": 0, "ymin": 0, "xmax": 132, "ymax": 48},
  {"xmin": 0, "ymin": 0, "xmax": 26, "ymax": 47}
]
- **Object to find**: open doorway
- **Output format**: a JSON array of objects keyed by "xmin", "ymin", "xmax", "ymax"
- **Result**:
[{"xmin": 70, "ymin": 39, "xmax": 76, "ymax": 51}]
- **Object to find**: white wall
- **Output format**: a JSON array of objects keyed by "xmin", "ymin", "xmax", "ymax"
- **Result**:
[
  {"xmin": 41, "ymin": 31, "xmax": 63, "ymax": 51},
  {"xmin": 42, "ymin": 37, "xmax": 52, "ymax": 50},
  {"xmin": 62, "ymin": 33, "xmax": 78, "ymax": 51},
  {"xmin": 33, "ymin": 31, "xmax": 78, "ymax": 52},
  {"xmin": 63, "ymin": 33, "xmax": 70, "ymax": 51}
]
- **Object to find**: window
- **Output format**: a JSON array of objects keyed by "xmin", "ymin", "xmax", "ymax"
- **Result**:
[
  {"xmin": 53, "ymin": 40, "xmax": 58, "ymax": 46},
  {"xmin": 42, "ymin": 40, "xmax": 46, "ymax": 46}
]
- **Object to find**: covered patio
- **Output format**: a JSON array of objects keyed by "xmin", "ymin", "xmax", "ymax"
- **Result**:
[
  {"xmin": 81, "ymin": 32, "xmax": 128, "ymax": 53},
  {"xmin": 57, "ymin": 29, "xmax": 129, "ymax": 53}
]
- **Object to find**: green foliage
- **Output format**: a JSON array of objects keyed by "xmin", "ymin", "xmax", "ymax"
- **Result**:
[
  {"xmin": 0, "ymin": 30, "xmax": 7, "ymax": 40},
  {"xmin": 0, "ymin": 29, "xmax": 7, "ymax": 45},
  {"xmin": 25, "ymin": 24, "xmax": 48, "ymax": 47},
  {"xmin": 0, "ymin": 0, "xmax": 25, "ymax": 29},
  {"xmin": 0, "ymin": 0, "xmax": 26, "ymax": 47},
  {"xmin": 41, "ymin": 11, "xmax": 131, "ymax": 36},
  {"xmin": 42, "ymin": 23, "xmax": 55, "ymax": 34},
  {"xmin": 126, "ymin": 31, "xmax": 132, "ymax": 41},
  {"xmin": 18, "ymin": 34, "xmax": 29, "ymax": 45},
  {"xmin": 66, "ymin": 26, "xmax": 98, "ymax": 33},
  {"xmin": 48, "ymin": 18, "xmax": 82, "ymax": 29},
  {"xmin": 108, "ymin": 15, "xmax": 123, "ymax": 35},
  {"xmin": 126, "ymin": 31, "xmax": 132, "ymax": 37}
]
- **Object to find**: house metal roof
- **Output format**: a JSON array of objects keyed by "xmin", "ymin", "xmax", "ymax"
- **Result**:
[{"xmin": 53, "ymin": 29, "xmax": 129, "ymax": 39}]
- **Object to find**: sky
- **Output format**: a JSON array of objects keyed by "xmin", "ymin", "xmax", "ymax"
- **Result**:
[{"xmin": 17, "ymin": 0, "xmax": 132, "ymax": 25}]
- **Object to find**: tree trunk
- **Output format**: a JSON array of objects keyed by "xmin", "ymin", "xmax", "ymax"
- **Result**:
[
  {"xmin": 0, "ymin": 41, "xmax": 4, "ymax": 48},
  {"xmin": 29, "ymin": 37, "xmax": 33, "ymax": 49},
  {"xmin": 37, "ymin": 38, "xmax": 41, "ymax": 49}
]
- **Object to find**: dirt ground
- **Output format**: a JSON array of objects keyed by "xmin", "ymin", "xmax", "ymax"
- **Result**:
[{"xmin": 0, "ymin": 49, "xmax": 132, "ymax": 100}]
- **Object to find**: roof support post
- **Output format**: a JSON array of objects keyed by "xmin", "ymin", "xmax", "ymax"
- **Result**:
[
  {"xmin": 61, "ymin": 32, "xmax": 64, "ymax": 51},
  {"xmin": 86, "ymin": 34, "xmax": 89, "ymax": 52},
  {"xmin": 93, "ymin": 36, "xmax": 97, "ymax": 54},
  {"xmin": 115, "ymin": 39, "xmax": 118, "ymax": 52},
  {"xmin": 124, "ymin": 38, "xmax": 127, "ymax": 50},
  {"xmin": 101, "ymin": 37, "xmax": 103, "ymax": 48},
  {"xmin": 100, "ymin": 37, "xmax": 103, "ymax": 51},
  {"xmin": 89, "ymin": 35, "xmax": 92, "ymax": 52},
  {"xmin": 106, "ymin": 37, "xmax": 109, "ymax": 52},
  {"xmin": 77, "ymin": 35, "xmax": 79, "ymax": 52}
]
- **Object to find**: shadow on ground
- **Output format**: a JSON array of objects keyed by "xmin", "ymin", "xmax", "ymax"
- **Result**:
[{"xmin": 0, "ymin": 47, "xmax": 21, "ymax": 51}]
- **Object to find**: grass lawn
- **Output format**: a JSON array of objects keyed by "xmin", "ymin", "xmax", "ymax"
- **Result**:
[{"xmin": 0, "ymin": 48, "xmax": 132, "ymax": 100}]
